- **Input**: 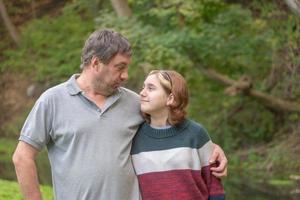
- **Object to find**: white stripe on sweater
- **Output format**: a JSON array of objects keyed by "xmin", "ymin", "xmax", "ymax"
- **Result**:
[{"xmin": 132, "ymin": 141, "xmax": 213, "ymax": 175}]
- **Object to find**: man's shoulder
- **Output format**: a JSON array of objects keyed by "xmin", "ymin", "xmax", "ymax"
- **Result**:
[
  {"xmin": 119, "ymin": 87, "xmax": 139, "ymax": 99},
  {"xmin": 38, "ymin": 81, "xmax": 68, "ymax": 102},
  {"xmin": 118, "ymin": 87, "xmax": 141, "ymax": 114}
]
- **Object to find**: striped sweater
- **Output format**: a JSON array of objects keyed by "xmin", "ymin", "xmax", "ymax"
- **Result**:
[{"xmin": 131, "ymin": 119, "xmax": 225, "ymax": 200}]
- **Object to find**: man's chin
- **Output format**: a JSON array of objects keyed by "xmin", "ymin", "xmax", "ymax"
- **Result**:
[
  {"xmin": 96, "ymin": 88, "xmax": 117, "ymax": 96},
  {"xmin": 108, "ymin": 87, "xmax": 119, "ymax": 95}
]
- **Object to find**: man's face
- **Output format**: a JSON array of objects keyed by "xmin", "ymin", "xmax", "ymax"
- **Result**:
[{"xmin": 93, "ymin": 53, "xmax": 131, "ymax": 96}]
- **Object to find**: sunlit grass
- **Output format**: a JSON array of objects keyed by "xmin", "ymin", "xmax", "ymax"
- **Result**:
[{"xmin": 0, "ymin": 179, "xmax": 53, "ymax": 200}]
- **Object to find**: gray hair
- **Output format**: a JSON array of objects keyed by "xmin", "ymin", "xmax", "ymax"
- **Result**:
[{"xmin": 80, "ymin": 29, "xmax": 132, "ymax": 69}]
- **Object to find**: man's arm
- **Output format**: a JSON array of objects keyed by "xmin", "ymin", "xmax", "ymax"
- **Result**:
[
  {"xmin": 209, "ymin": 143, "xmax": 228, "ymax": 178},
  {"xmin": 12, "ymin": 141, "xmax": 42, "ymax": 200}
]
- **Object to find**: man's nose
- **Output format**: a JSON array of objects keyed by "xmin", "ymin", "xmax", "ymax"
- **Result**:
[{"xmin": 120, "ymin": 71, "xmax": 128, "ymax": 81}]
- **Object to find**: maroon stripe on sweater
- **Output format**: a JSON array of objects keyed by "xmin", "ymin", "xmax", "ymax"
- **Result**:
[
  {"xmin": 138, "ymin": 169, "xmax": 212, "ymax": 200},
  {"xmin": 201, "ymin": 165, "xmax": 225, "ymax": 196}
]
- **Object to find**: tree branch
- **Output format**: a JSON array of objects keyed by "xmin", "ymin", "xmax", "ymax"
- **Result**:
[
  {"xmin": 110, "ymin": 0, "xmax": 132, "ymax": 17},
  {"xmin": 284, "ymin": 0, "xmax": 300, "ymax": 18},
  {"xmin": 201, "ymin": 68, "xmax": 300, "ymax": 113},
  {"xmin": 0, "ymin": 0, "xmax": 20, "ymax": 46}
]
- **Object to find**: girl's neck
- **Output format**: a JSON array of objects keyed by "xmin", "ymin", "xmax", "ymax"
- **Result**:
[{"xmin": 150, "ymin": 114, "xmax": 169, "ymax": 127}]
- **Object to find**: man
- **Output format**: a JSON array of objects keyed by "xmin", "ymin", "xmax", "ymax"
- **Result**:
[{"xmin": 12, "ymin": 29, "xmax": 227, "ymax": 200}]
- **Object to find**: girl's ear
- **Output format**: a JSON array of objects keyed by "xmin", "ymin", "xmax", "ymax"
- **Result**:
[{"xmin": 166, "ymin": 93, "xmax": 175, "ymax": 106}]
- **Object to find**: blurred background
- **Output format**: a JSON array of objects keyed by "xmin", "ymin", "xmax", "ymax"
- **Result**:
[{"xmin": 0, "ymin": 0, "xmax": 300, "ymax": 199}]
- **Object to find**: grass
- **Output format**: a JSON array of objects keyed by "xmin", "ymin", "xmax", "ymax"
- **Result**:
[
  {"xmin": 0, "ymin": 137, "xmax": 52, "ymax": 185},
  {"xmin": 0, "ymin": 138, "xmax": 19, "ymax": 180},
  {"xmin": 0, "ymin": 179, "xmax": 53, "ymax": 200}
]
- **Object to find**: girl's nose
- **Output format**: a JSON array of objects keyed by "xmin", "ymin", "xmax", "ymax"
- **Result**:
[{"xmin": 140, "ymin": 88, "xmax": 146, "ymax": 96}]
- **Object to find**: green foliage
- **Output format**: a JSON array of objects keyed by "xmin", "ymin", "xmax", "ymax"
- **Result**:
[
  {"xmin": 214, "ymin": 98, "xmax": 275, "ymax": 149},
  {"xmin": 2, "ymin": 0, "xmax": 32, "ymax": 17},
  {"xmin": 129, "ymin": 1, "xmax": 276, "ymax": 149},
  {"xmin": 268, "ymin": 179, "xmax": 294, "ymax": 187},
  {"xmin": 2, "ymin": 2, "xmax": 94, "ymax": 82},
  {"xmin": 0, "ymin": 138, "xmax": 18, "ymax": 181},
  {"xmin": 1, "ymin": 2, "xmax": 300, "ymax": 199},
  {"xmin": 0, "ymin": 179, "xmax": 53, "ymax": 200},
  {"xmin": 2, "ymin": 0, "xmax": 300, "ymax": 152},
  {"xmin": 1, "ymin": 106, "xmax": 32, "ymax": 138}
]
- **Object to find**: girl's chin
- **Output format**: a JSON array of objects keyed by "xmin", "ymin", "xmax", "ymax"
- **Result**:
[
  {"xmin": 140, "ymin": 107, "xmax": 151, "ymax": 114},
  {"xmin": 140, "ymin": 108, "xmax": 148, "ymax": 113}
]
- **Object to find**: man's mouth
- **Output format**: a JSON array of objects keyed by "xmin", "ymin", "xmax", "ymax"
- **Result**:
[{"xmin": 113, "ymin": 82, "xmax": 122, "ymax": 88}]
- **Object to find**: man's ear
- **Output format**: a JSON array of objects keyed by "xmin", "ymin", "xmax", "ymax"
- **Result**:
[
  {"xmin": 91, "ymin": 57, "xmax": 104, "ymax": 71},
  {"xmin": 166, "ymin": 93, "xmax": 175, "ymax": 106}
]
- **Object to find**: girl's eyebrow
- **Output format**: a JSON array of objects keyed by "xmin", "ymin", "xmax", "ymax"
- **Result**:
[{"xmin": 145, "ymin": 83, "xmax": 156, "ymax": 87}]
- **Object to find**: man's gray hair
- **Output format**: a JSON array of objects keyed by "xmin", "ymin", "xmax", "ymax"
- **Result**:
[{"xmin": 80, "ymin": 29, "xmax": 132, "ymax": 69}]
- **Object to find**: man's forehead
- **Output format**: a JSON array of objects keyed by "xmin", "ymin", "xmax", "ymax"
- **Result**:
[{"xmin": 110, "ymin": 54, "xmax": 131, "ymax": 63}]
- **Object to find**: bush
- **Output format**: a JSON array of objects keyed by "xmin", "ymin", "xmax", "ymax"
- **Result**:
[{"xmin": 2, "ymin": 2, "xmax": 94, "ymax": 83}]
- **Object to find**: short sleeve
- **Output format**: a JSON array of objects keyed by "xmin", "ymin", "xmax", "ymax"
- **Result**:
[{"xmin": 19, "ymin": 97, "xmax": 52, "ymax": 150}]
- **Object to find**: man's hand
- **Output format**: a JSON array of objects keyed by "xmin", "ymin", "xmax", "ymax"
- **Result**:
[{"xmin": 210, "ymin": 143, "xmax": 228, "ymax": 178}]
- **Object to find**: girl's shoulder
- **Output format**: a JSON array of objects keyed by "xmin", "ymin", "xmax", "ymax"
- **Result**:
[{"xmin": 185, "ymin": 119, "xmax": 211, "ymax": 142}]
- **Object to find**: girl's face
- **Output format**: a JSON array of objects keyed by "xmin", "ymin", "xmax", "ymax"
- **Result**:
[{"xmin": 139, "ymin": 74, "xmax": 171, "ymax": 116}]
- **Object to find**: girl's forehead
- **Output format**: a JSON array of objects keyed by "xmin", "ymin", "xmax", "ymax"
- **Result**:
[{"xmin": 145, "ymin": 74, "xmax": 159, "ymax": 83}]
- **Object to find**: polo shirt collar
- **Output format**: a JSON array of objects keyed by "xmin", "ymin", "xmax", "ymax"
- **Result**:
[
  {"xmin": 66, "ymin": 74, "xmax": 82, "ymax": 96},
  {"xmin": 65, "ymin": 74, "xmax": 122, "ymax": 100}
]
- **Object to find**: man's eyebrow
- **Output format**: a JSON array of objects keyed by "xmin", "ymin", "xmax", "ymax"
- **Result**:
[{"xmin": 115, "ymin": 62, "xmax": 128, "ymax": 67}]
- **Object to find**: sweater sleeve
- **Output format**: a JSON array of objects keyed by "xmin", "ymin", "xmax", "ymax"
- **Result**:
[
  {"xmin": 196, "ymin": 124, "xmax": 225, "ymax": 200},
  {"xmin": 201, "ymin": 161, "xmax": 226, "ymax": 200}
]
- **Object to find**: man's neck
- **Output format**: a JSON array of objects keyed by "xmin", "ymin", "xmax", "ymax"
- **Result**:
[{"xmin": 76, "ymin": 73, "xmax": 107, "ymax": 109}]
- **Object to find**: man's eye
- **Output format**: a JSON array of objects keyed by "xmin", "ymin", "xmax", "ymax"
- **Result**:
[{"xmin": 116, "ymin": 65, "xmax": 126, "ymax": 70}]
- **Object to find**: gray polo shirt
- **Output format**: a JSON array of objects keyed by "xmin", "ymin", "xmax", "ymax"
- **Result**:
[{"xmin": 20, "ymin": 74, "xmax": 143, "ymax": 200}]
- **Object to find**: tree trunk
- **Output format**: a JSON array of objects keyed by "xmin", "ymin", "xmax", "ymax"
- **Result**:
[
  {"xmin": 0, "ymin": 0, "xmax": 21, "ymax": 46},
  {"xmin": 110, "ymin": 0, "xmax": 132, "ymax": 17},
  {"xmin": 284, "ymin": 0, "xmax": 300, "ymax": 17},
  {"xmin": 200, "ymin": 68, "xmax": 300, "ymax": 113}
]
